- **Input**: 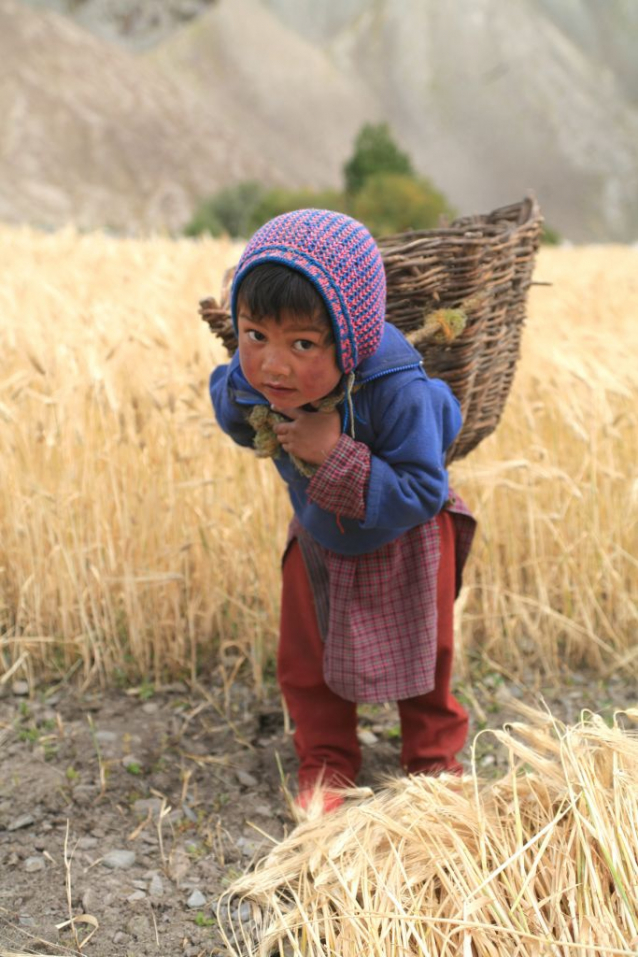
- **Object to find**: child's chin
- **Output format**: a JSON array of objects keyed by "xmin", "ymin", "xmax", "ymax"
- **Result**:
[
  {"xmin": 267, "ymin": 394, "xmax": 299, "ymax": 409},
  {"xmin": 270, "ymin": 392, "xmax": 319, "ymax": 409},
  {"xmin": 263, "ymin": 387, "xmax": 323, "ymax": 409}
]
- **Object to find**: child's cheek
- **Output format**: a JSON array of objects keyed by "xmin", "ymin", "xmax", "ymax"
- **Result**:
[
  {"xmin": 304, "ymin": 354, "xmax": 341, "ymax": 395},
  {"xmin": 298, "ymin": 359, "xmax": 328, "ymax": 394},
  {"xmin": 238, "ymin": 344, "xmax": 259, "ymax": 391}
]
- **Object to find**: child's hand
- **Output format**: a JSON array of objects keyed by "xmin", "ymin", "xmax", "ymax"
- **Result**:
[{"xmin": 272, "ymin": 407, "xmax": 341, "ymax": 466}]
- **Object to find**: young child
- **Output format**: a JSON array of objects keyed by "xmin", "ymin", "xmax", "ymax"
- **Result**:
[{"xmin": 209, "ymin": 209, "xmax": 475, "ymax": 813}]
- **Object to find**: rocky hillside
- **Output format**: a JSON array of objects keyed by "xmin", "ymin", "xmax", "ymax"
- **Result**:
[
  {"xmin": 535, "ymin": 0, "xmax": 638, "ymax": 103},
  {"xmin": 0, "ymin": 0, "xmax": 286, "ymax": 232},
  {"xmin": 325, "ymin": 0, "xmax": 638, "ymax": 242},
  {"xmin": 6, "ymin": 0, "xmax": 638, "ymax": 239},
  {"xmin": 16, "ymin": 0, "xmax": 218, "ymax": 50},
  {"xmin": 146, "ymin": 0, "xmax": 379, "ymax": 194}
]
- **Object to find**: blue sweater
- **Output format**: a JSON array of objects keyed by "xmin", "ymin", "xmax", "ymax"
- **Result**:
[{"xmin": 209, "ymin": 323, "xmax": 462, "ymax": 555}]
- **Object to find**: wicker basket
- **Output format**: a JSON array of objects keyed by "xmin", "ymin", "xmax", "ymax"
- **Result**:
[{"xmin": 200, "ymin": 195, "xmax": 543, "ymax": 463}]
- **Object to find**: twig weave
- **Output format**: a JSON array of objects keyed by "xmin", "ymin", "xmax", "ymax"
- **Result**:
[{"xmin": 200, "ymin": 195, "xmax": 543, "ymax": 462}]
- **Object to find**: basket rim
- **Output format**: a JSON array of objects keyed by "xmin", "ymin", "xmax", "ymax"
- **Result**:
[{"xmin": 377, "ymin": 194, "xmax": 542, "ymax": 248}]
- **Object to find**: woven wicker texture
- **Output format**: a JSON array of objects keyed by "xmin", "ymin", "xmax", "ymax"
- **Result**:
[{"xmin": 200, "ymin": 196, "xmax": 543, "ymax": 462}]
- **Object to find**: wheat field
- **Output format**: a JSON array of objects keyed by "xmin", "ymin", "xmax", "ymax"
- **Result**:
[{"xmin": 0, "ymin": 227, "xmax": 636, "ymax": 690}]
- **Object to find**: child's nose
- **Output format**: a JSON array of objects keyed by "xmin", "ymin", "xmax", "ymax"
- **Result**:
[{"xmin": 262, "ymin": 347, "xmax": 290, "ymax": 376}]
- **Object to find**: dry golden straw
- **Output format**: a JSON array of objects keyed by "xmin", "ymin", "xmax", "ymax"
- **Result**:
[
  {"xmin": 221, "ymin": 708, "xmax": 638, "ymax": 957},
  {"xmin": 0, "ymin": 228, "xmax": 636, "ymax": 687}
]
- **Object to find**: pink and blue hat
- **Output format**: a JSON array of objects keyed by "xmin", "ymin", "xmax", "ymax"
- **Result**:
[{"xmin": 230, "ymin": 209, "xmax": 386, "ymax": 374}]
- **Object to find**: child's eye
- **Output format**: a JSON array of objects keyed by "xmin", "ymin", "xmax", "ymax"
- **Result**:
[
  {"xmin": 293, "ymin": 339, "xmax": 316, "ymax": 352},
  {"xmin": 246, "ymin": 329, "xmax": 266, "ymax": 343}
]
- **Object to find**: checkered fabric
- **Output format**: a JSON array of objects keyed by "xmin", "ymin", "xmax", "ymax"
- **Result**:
[
  {"xmin": 290, "ymin": 439, "xmax": 475, "ymax": 702},
  {"xmin": 306, "ymin": 434, "xmax": 370, "ymax": 520},
  {"xmin": 230, "ymin": 209, "xmax": 386, "ymax": 374}
]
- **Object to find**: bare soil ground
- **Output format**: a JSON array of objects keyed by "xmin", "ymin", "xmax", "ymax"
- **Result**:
[{"xmin": 0, "ymin": 665, "xmax": 635, "ymax": 957}]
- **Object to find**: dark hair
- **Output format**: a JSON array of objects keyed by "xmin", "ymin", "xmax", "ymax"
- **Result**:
[{"xmin": 236, "ymin": 263, "xmax": 332, "ymax": 337}]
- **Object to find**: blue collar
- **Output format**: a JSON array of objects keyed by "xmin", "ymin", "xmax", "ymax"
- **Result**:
[{"xmin": 354, "ymin": 322, "xmax": 422, "ymax": 384}]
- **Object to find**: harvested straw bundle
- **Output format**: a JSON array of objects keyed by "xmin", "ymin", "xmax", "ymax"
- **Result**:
[
  {"xmin": 200, "ymin": 196, "xmax": 542, "ymax": 463},
  {"xmin": 221, "ymin": 708, "xmax": 638, "ymax": 956}
]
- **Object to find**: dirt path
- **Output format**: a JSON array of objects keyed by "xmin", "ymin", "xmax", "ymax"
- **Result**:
[{"xmin": 0, "ymin": 667, "xmax": 635, "ymax": 956}]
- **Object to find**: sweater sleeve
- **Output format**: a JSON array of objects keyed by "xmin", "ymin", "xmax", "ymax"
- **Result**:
[
  {"xmin": 307, "ymin": 373, "xmax": 461, "ymax": 530},
  {"xmin": 209, "ymin": 352, "xmax": 268, "ymax": 448},
  {"xmin": 362, "ymin": 375, "xmax": 461, "ymax": 529}
]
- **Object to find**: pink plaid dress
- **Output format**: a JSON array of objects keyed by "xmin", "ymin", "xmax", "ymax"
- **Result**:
[{"xmin": 289, "ymin": 435, "xmax": 475, "ymax": 703}]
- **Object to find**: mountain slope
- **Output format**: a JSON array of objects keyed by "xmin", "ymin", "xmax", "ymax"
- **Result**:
[
  {"xmin": 146, "ymin": 0, "xmax": 380, "ymax": 192},
  {"xmin": 0, "ymin": 0, "xmax": 275, "ymax": 231},
  {"xmin": 327, "ymin": 0, "xmax": 638, "ymax": 241},
  {"xmin": 534, "ymin": 0, "xmax": 638, "ymax": 103},
  {"xmin": 4, "ymin": 0, "xmax": 638, "ymax": 239},
  {"xmin": 258, "ymin": 0, "xmax": 370, "ymax": 44}
]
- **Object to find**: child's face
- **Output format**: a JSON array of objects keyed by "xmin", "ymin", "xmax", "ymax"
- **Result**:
[{"xmin": 237, "ymin": 305, "xmax": 341, "ymax": 410}]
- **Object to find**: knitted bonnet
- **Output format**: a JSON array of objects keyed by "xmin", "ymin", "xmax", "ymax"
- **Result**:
[{"xmin": 230, "ymin": 209, "xmax": 386, "ymax": 374}]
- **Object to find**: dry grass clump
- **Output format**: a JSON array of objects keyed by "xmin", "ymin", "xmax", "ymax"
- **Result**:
[
  {"xmin": 221, "ymin": 708, "xmax": 638, "ymax": 956},
  {"xmin": 0, "ymin": 229, "xmax": 636, "ymax": 687}
]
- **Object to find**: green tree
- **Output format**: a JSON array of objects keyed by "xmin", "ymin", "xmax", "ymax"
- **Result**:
[
  {"xmin": 349, "ymin": 173, "xmax": 454, "ymax": 236},
  {"xmin": 343, "ymin": 122, "xmax": 414, "ymax": 196},
  {"xmin": 185, "ymin": 122, "xmax": 454, "ymax": 239}
]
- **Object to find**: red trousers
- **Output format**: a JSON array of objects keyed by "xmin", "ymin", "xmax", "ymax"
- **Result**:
[{"xmin": 278, "ymin": 512, "xmax": 469, "ymax": 790}]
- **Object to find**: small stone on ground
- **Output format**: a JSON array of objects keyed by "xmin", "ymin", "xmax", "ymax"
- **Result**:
[{"xmin": 102, "ymin": 849, "xmax": 137, "ymax": 869}]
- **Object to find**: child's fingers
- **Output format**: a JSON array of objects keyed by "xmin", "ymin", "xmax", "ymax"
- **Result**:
[{"xmin": 273, "ymin": 424, "xmax": 294, "ymax": 453}]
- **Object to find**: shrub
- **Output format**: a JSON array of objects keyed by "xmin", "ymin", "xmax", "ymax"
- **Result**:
[
  {"xmin": 186, "ymin": 122, "xmax": 453, "ymax": 239},
  {"xmin": 541, "ymin": 223, "xmax": 562, "ymax": 245},
  {"xmin": 186, "ymin": 185, "xmax": 346, "ymax": 238},
  {"xmin": 184, "ymin": 181, "xmax": 266, "ymax": 238},
  {"xmin": 348, "ymin": 173, "xmax": 454, "ymax": 236}
]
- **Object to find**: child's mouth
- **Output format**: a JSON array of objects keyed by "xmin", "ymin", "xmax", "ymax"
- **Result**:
[{"xmin": 263, "ymin": 383, "xmax": 295, "ymax": 395}]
